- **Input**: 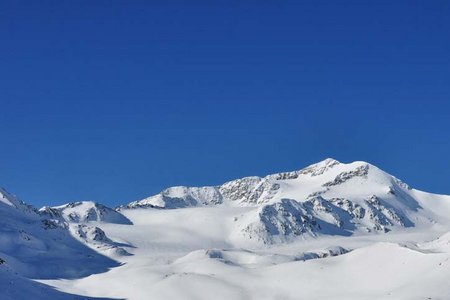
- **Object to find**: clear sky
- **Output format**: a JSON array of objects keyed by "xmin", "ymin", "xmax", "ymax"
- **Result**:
[{"xmin": 1, "ymin": 1, "xmax": 449, "ymax": 208}]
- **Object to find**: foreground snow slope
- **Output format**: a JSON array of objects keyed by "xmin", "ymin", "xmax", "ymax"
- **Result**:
[
  {"xmin": 42, "ymin": 207, "xmax": 450, "ymax": 300},
  {"xmin": 0, "ymin": 262, "xmax": 120, "ymax": 300},
  {"xmin": 2, "ymin": 158, "xmax": 450, "ymax": 299}
]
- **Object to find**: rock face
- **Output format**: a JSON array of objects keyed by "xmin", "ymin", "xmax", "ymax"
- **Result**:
[
  {"xmin": 240, "ymin": 194, "xmax": 413, "ymax": 243},
  {"xmin": 219, "ymin": 177, "xmax": 280, "ymax": 205},
  {"xmin": 70, "ymin": 224, "xmax": 132, "ymax": 256},
  {"xmin": 322, "ymin": 164, "xmax": 369, "ymax": 187},
  {"xmin": 74, "ymin": 225, "xmax": 109, "ymax": 242},
  {"xmin": 37, "ymin": 201, "xmax": 133, "ymax": 256},
  {"xmin": 123, "ymin": 177, "xmax": 282, "ymax": 209}
]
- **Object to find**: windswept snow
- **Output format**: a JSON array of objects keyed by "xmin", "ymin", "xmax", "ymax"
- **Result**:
[{"xmin": 2, "ymin": 158, "xmax": 450, "ymax": 299}]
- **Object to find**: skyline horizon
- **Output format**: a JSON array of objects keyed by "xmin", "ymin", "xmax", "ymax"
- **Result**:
[{"xmin": 3, "ymin": 157, "xmax": 447, "ymax": 208}]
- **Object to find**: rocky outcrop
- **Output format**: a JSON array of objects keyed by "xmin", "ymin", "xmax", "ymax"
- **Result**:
[
  {"xmin": 240, "ymin": 194, "xmax": 412, "ymax": 243},
  {"xmin": 40, "ymin": 201, "xmax": 132, "ymax": 225},
  {"xmin": 323, "ymin": 164, "xmax": 369, "ymax": 187}
]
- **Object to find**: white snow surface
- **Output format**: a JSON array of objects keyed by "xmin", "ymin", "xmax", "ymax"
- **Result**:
[{"xmin": 2, "ymin": 158, "xmax": 450, "ymax": 299}]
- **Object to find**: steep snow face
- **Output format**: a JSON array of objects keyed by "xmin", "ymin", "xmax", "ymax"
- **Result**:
[
  {"xmin": 0, "ymin": 201, "xmax": 120, "ymax": 280},
  {"xmin": 40, "ymin": 201, "xmax": 132, "ymax": 225},
  {"xmin": 0, "ymin": 187, "xmax": 36, "ymax": 214}
]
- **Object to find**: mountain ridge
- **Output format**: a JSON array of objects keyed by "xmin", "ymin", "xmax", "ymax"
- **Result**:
[
  {"xmin": 1, "ymin": 158, "xmax": 444, "ymax": 245},
  {"xmin": 2, "ymin": 158, "xmax": 450, "ymax": 299}
]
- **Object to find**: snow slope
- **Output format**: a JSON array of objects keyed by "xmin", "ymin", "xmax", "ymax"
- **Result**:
[
  {"xmin": 42, "ymin": 207, "xmax": 450, "ymax": 300},
  {"xmin": 2, "ymin": 158, "xmax": 450, "ymax": 299},
  {"xmin": 0, "ymin": 261, "xmax": 120, "ymax": 300},
  {"xmin": 0, "ymin": 191, "xmax": 126, "ymax": 278}
]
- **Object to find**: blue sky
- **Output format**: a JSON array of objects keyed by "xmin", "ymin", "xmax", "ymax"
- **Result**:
[{"xmin": 0, "ymin": 1, "xmax": 449, "ymax": 208}]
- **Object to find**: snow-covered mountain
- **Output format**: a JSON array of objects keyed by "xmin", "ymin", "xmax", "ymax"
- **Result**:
[
  {"xmin": 2, "ymin": 158, "xmax": 450, "ymax": 300},
  {"xmin": 37, "ymin": 201, "xmax": 133, "ymax": 257},
  {"xmin": 0, "ymin": 187, "xmax": 36, "ymax": 214},
  {"xmin": 39, "ymin": 201, "xmax": 132, "ymax": 225},
  {"xmin": 122, "ymin": 158, "xmax": 442, "ymax": 243},
  {"xmin": 0, "ymin": 193, "xmax": 123, "ymax": 281}
]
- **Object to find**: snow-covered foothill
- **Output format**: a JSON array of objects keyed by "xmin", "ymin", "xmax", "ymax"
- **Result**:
[{"xmin": 40, "ymin": 201, "xmax": 132, "ymax": 225}]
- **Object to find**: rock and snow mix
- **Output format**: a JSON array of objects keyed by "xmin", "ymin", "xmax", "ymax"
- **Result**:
[{"xmin": 1, "ymin": 158, "xmax": 450, "ymax": 299}]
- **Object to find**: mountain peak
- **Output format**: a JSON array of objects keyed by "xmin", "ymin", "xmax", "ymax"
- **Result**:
[
  {"xmin": 319, "ymin": 157, "xmax": 341, "ymax": 165},
  {"xmin": 40, "ymin": 201, "xmax": 132, "ymax": 225},
  {"xmin": 294, "ymin": 157, "xmax": 341, "ymax": 177}
]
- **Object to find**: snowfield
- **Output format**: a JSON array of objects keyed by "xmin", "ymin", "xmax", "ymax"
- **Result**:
[{"xmin": 2, "ymin": 159, "xmax": 450, "ymax": 299}]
